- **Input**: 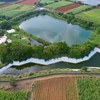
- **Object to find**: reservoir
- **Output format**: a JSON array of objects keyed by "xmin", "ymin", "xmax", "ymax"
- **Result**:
[{"xmin": 19, "ymin": 15, "xmax": 92, "ymax": 46}]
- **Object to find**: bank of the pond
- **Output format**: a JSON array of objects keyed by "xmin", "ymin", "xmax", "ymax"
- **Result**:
[{"xmin": 0, "ymin": 47, "xmax": 100, "ymax": 74}]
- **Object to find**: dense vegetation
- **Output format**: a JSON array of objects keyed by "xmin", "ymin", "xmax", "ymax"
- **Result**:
[
  {"xmin": 0, "ymin": 41, "xmax": 97, "ymax": 64},
  {"xmin": 0, "ymin": 90, "xmax": 29, "ymax": 100},
  {"xmin": 77, "ymin": 77, "xmax": 100, "ymax": 100}
]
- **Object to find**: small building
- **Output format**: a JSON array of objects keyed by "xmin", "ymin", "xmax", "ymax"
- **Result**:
[{"xmin": 7, "ymin": 29, "xmax": 15, "ymax": 33}]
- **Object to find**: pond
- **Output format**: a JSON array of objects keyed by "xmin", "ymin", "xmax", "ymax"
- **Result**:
[
  {"xmin": 2, "ymin": 53, "xmax": 100, "ymax": 75},
  {"xmin": 79, "ymin": 0, "xmax": 100, "ymax": 5},
  {"xmin": 19, "ymin": 15, "xmax": 92, "ymax": 46}
]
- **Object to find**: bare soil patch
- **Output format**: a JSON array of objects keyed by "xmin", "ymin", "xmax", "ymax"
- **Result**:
[
  {"xmin": 19, "ymin": 0, "xmax": 39, "ymax": 6},
  {"xmin": 0, "ymin": 3, "xmax": 11, "ymax": 8},
  {"xmin": 56, "ymin": 4, "xmax": 82, "ymax": 13}
]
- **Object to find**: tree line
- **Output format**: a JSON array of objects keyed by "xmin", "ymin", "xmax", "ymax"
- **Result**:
[{"xmin": 0, "ymin": 41, "xmax": 97, "ymax": 64}]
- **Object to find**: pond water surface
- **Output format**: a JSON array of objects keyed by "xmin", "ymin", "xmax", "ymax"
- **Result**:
[
  {"xmin": 19, "ymin": 15, "xmax": 92, "ymax": 46},
  {"xmin": 2, "ymin": 53, "xmax": 100, "ymax": 75},
  {"xmin": 79, "ymin": 0, "xmax": 100, "ymax": 5}
]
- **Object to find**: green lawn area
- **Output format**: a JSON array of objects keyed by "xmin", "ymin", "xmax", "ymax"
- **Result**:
[
  {"xmin": 75, "ymin": 9, "xmax": 100, "ymax": 24},
  {"xmin": 68, "ymin": 5, "xmax": 93, "ymax": 14},
  {"xmin": 45, "ymin": 1, "xmax": 73, "ymax": 9}
]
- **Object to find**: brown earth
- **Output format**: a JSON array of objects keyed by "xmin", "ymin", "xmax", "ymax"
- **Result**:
[
  {"xmin": 0, "ymin": 74, "xmax": 100, "ymax": 92},
  {"xmin": 56, "ymin": 4, "xmax": 82, "ymax": 13},
  {"xmin": 19, "ymin": 0, "xmax": 39, "ymax": 6},
  {"xmin": 0, "ymin": 4, "xmax": 11, "ymax": 8}
]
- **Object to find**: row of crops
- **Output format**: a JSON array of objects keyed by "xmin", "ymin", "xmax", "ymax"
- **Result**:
[
  {"xmin": 0, "ymin": 90, "xmax": 29, "ymax": 100},
  {"xmin": 68, "ymin": 5, "xmax": 93, "ymax": 14},
  {"xmin": 40, "ymin": 0, "xmax": 55, "ymax": 4},
  {"xmin": 0, "ymin": 77, "xmax": 100, "ymax": 100},
  {"xmin": 77, "ymin": 77, "xmax": 100, "ymax": 100},
  {"xmin": 45, "ymin": 1, "xmax": 73, "ymax": 9},
  {"xmin": 33, "ymin": 77, "xmax": 100, "ymax": 100},
  {"xmin": 0, "ymin": 4, "xmax": 33, "ymax": 18},
  {"xmin": 75, "ymin": 9, "xmax": 100, "ymax": 23}
]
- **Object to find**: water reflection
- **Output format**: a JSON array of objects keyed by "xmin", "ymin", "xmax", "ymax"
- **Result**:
[{"xmin": 20, "ymin": 15, "xmax": 92, "ymax": 46}]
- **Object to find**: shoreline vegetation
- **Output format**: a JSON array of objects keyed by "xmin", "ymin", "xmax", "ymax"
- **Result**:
[{"xmin": 0, "ymin": 47, "xmax": 100, "ymax": 74}]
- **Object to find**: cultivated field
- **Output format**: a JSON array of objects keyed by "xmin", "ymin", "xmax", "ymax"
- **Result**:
[
  {"xmin": 77, "ymin": 77, "xmax": 100, "ymax": 100},
  {"xmin": 68, "ymin": 5, "xmax": 93, "ymax": 14},
  {"xmin": 0, "ymin": 3, "xmax": 11, "ymax": 8},
  {"xmin": 19, "ymin": 0, "xmax": 39, "ymax": 6},
  {"xmin": 75, "ymin": 9, "xmax": 100, "ymax": 23},
  {"xmin": 0, "ymin": 90, "xmax": 29, "ymax": 100},
  {"xmin": 40, "ymin": 0, "xmax": 55, "ymax": 4},
  {"xmin": 0, "ymin": 4, "xmax": 33, "ymax": 17},
  {"xmin": 45, "ymin": 1, "xmax": 73, "ymax": 9},
  {"xmin": 56, "ymin": 3, "xmax": 82, "ymax": 13},
  {"xmin": 33, "ymin": 77, "xmax": 78, "ymax": 100}
]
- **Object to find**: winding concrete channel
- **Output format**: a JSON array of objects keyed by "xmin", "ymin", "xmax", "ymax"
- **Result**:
[{"xmin": 0, "ymin": 47, "xmax": 100, "ymax": 74}]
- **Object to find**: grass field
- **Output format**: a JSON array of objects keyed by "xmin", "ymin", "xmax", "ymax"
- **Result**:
[
  {"xmin": 0, "ymin": 90, "xmax": 29, "ymax": 100},
  {"xmin": 0, "ymin": 4, "xmax": 33, "ymax": 18},
  {"xmin": 33, "ymin": 77, "xmax": 78, "ymax": 100},
  {"xmin": 68, "ymin": 5, "xmax": 93, "ymax": 14},
  {"xmin": 75, "ymin": 9, "xmax": 100, "ymax": 23},
  {"xmin": 45, "ymin": 1, "xmax": 73, "ymax": 9},
  {"xmin": 77, "ymin": 77, "xmax": 100, "ymax": 100},
  {"xmin": 40, "ymin": 0, "xmax": 55, "ymax": 4},
  {"xmin": 0, "ymin": 4, "xmax": 21, "ymax": 14},
  {"xmin": 89, "ymin": 32, "xmax": 100, "ymax": 44}
]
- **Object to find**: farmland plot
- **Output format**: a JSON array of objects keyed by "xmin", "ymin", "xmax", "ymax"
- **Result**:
[
  {"xmin": 45, "ymin": 1, "xmax": 73, "ymax": 9},
  {"xmin": 56, "ymin": 3, "xmax": 82, "ymax": 13},
  {"xmin": 33, "ymin": 77, "xmax": 78, "ymax": 100},
  {"xmin": 68, "ymin": 5, "xmax": 93, "ymax": 14},
  {"xmin": 75, "ymin": 9, "xmax": 100, "ymax": 23},
  {"xmin": 0, "ymin": 90, "xmax": 29, "ymax": 100},
  {"xmin": 77, "ymin": 77, "xmax": 100, "ymax": 100}
]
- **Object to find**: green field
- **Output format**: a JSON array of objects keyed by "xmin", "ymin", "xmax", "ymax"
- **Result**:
[
  {"xmin": 0, "ymin": 90, "xmax": 29, "ymax": 100},
  {"xmin": 68, "ymin": 5, "xmax": 93, "ymax": 14},
  {"xmin": 75, "ymin": 9, "xmax": 100, "ymax": 23},
  {"xmin": 0, "ymin": 4, "xmax": 33, "ymax": 18},
  {"xmin": 89, "ymin": 32, "xmax": 100, "ymax": 44},
  {"xmin": 0, "ymin": 4, "xmax": 21, "ymax": 14},
  {"xmin": 45, "ymin": 1, "xmax": 73, "ymax": 9},
  {"xmin": 77, "ymin": 77, "xmax": 100, "ymax": 100},
  {"xmin": 40, "ymin": 0, "xmax": 55, "ymax": 4}
]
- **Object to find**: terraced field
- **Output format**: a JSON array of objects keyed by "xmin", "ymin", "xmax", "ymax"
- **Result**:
[
  {"xmin": 75, "ymin": 9, "xmax": 100, "ymax": 23},
  {"xmin": 45, "ymin": 1, "xmax": 73, "ymax": 9},
  {"xmin": 68, "ymin": 5, "xmax": 93, "ymax": 14}
]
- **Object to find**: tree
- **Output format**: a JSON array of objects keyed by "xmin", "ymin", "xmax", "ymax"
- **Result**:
[
  {"xmin": 0, "ymin": 20, "xmax": 11, "ymax": 30},
  {"xmin": 9, "ymin": 76, "xmax": 16, "ymax": 86}
]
